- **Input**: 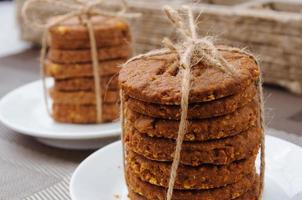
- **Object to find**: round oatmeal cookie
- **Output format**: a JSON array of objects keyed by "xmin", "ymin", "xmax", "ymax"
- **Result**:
[
  {"xmin": 49, "ymin": 37, "xmax": 129, "ymax": 50},
  {"xmin": 49, "ymin": 88, "xmax": 119, "ymax": 104},
  {"xmin": 48, "ymin": 44, "xmax": 131, "ymax": 64},
  {"xmin": 235, "ymin": 179, "xmax": 260, "ymax": 200},
  {"xmin": 52, "ymin": 103, "xmax": 119, "ymax": 123},
  {"xmin": 44, "ymin": 59, "xmax": 123, "ymax": 79},
  {"xmin": 54, "ymin": 76, "xmax": 119, "ymax": 91},
  {"xmin": 126, "ymin": 150, "xmax": 256, "ymax": 190},
  {"xmin": 128, "ymin": 176, "xmax": 259, "ymax": 200},
  {"xmin": 125, "ymin": 83, "xmax": 256, "ymax": 119},
  {"xmin": 125, "ymin": 168, "xmax": 256, "ymax": 200},
  {"xmin": 48, "ymin": 15, "xmax": 131, "ymax": 49},
  {"xmin": 126, "ymin": 101, "xmax": 257, "ymax": 141},
  {"xmin": 124, "ymin": 126, "xmax": 260, "ymax": 166},
  {"xmin": 119, "ymin": 49, "xmax": 259, "ymax": 105}
]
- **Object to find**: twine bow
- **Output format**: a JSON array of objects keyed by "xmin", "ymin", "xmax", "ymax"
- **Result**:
[
  {"xmin": 22, "ymin": 0, "xmax": 139, "ymax": 123},
  {"xmin": 124, "ymin": 5, "xmax": 265, "ymax": 200}
]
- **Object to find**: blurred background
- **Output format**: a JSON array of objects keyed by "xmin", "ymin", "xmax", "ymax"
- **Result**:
[{"xmin": 0, "ymin": 0, "xmax": 301, "ymax": 199}]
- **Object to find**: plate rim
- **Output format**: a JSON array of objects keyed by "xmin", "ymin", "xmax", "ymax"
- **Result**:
[
  {"xmin": 70, "ymin": 140, "xmax": 121, "ymax": 200},
  {"xmin": 0, "ymin": 80, "xmax": 121, "ymax": 140},
  {"xmin": 69, "ymin": 135, "xmax": 302, "ymax": 200}
]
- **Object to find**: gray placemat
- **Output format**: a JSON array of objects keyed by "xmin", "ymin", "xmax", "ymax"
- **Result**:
[{"xmin": 0, "ymin": 126, "xmax": 85, "ymax": 200}]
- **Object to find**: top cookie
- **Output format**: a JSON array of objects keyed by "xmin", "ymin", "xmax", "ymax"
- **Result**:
[
  {"xmin": 48, "ymin": 15, "xmax": 131, "ymax": 49},
  {"xmin": 119, "ymin": 48, "xmax": 260, "ymax": 105}
]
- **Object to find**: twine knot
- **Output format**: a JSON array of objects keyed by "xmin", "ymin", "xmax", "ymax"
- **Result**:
[{"xmin": 162, "ymin": 5, "xmax": 236, "ymax": 76}]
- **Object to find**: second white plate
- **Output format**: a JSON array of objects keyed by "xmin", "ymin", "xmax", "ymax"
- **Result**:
[
  {"xmin": 70, "ymin": 135, "xmax": 302, "ymax": 200},
  {"xmin": 0, "ymin": 80, "xmax": 121, "ymax": 149}
]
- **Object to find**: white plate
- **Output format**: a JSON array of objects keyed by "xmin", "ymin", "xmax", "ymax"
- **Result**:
[
  {"xmin": 0, "ymin": 80, "xmax": 121, "ymax": 149},
  {"xmin": 70, "ymin": 136, "xmax": 302, "ymax": 200}
]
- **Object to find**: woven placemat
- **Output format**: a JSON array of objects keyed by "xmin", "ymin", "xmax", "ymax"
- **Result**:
[{"xmin": 0, "ymin": 122, "xmax": 118, "ymax": 200}]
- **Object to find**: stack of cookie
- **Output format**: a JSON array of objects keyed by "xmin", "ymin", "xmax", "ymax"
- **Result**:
[
  {"xmin": 119, "ymin": 49, "xmax": 262, "ymax": 199},
  {"xmin": 44, "ymin": 16, "xmax": 132, "ymax": 123}
]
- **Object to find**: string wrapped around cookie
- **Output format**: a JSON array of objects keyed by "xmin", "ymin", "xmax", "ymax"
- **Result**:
[
  {"xmin": 122, "ymin": 5, "xmax": 265, "ymax": 200},
  {"xmin": 22, "ymin": 0, "xmax": 140, "ymax": 123}
]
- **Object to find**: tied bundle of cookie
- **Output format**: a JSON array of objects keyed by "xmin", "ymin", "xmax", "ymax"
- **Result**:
[
  {"xmin": 22, "ymin": 0, "xmax": 133, "ymax": 124},
  {"xmin": 45, "ymin": 16, "xmax": 131, "ymax": 123},
  {"xmin": 119, "ymin": 6, "xmax": 265, "ymax": 200}
]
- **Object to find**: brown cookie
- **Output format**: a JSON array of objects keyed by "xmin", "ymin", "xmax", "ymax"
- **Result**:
[
  {"xmin": 119, "ymin": 49, "xmax": 259, "ymax": 105},
  {"xmin": 54, "ymin": 76, "xmax": 118, "ymax": 91},
  {"xmin": 49, "ymin": 88, "xmax": 119, "ymax": 104},
  {"xmin": 124, "ymin": 126, "xmax": 260, "ymax": 166},
  {"xmin": 44, "ymin": 59, "xmax": 124, "ymax": 79},
  {"xmin": 52, "ymin": 103, "xmax": 119, "ymax": 123},
  {"xmin": 49, "ymin": 37, "xmax": 130, "ymax": 50},
  {"xmin": 126, "ymin": 168, "xmax": 256, "ymax": 200},
  {"xmin": 48, "ymin": 15, "xmax": 131, "ymax": 49},
  {"xmin": 127, "ymin": 176, "xmax": 259, "ymax": 200},
  {"xmin": 48, "ymin": 44, "xmax": 131, "ymax": 64},
  {"xmin": 127, "ymin": 101, "xmax": 258, "ymax": 141},
  {"xmin": 238, "ymin": 175, "xmax": 260, "ymax": 200},
  {"xmin": 125, "ymin": 83, "xmax": 256, "ymax": 119},
  {"xmin": 126, "ymin": 150, "xmax": 256, "ymax": 190}
]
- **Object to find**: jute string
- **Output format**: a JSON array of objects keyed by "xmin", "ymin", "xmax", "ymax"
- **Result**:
[
  {"xmin": 22, "ymin": 0, "xmax": 139, "ymax": 123},
  {"xmin": 123, "ymin": 5, "xmax": 265, "ymax": 200}
]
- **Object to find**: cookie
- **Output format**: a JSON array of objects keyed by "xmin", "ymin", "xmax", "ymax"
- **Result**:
[
  {"xmin": 124, "ymin": 126, "xmax": 260, "ymax": 166},
  {"xmin": 238, "ymin": 175, "xmax": 260, "ymax": 200},
  {"xmin": 126, "ymin": 168, "xmax": 256, "ymax": 200},
  {"xmin": 119, "ymin": 49, "xmax": 259, "ymax": 105},
  {"xmin": 127, "ymin": 176, "xmax": 259, "ymax": 200},
  {"xmin": 126, "ymin": 150, "xmax": 256, "ymax": 190},
  {"xmin": 54, "ymin": 76, "xmax": 118, "ymax": 91},
  {"xmin": 127, "ymin": 101, "xmax": 257, "ymax": 141},
  {"xmin": 125, "ymin": 83, "xmax": 256, "ymax": 119},
  {"xmin": 52, "ymin": 103, "xmax": 119, "ymax": 123},
  {"xmin": 49, "ymin": 15, "xmax": 130, "ymax": 43},
  {"xmin": 48, "ymin": 44, "xmax": 131, "ymax": 64},
  {"xmin": 44, "ymin": 59, "xmax": 124, "ymax": 79},
  {"xmin": 49, "ymin": 36, "xmax": 130, "ymax": 50},
  {"xmin": 49, "ymin": 88, "xmax": 119, "ymax": 104}
]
